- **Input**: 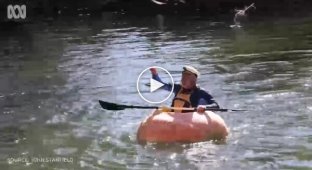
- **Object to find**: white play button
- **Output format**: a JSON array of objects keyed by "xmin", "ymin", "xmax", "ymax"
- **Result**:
[
  {"xmin": 137, "ymin": 66, "xmax": 174, "ymax": 104},
  {"xmin": 150, "ymin": 78, "xmax": 164, "ymax": 92}
]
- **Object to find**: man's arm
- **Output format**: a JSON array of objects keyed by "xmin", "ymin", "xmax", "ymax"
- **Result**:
[
  {"xmin": 150, "ymin": 68, "xmax": 178, "ymax": 92},
  {"xmin": 198, "ymin": 90, "xmax": 220, "ymax": 108},
  {"xmin": 152, "ymin": 74, "xmax": 173, "ymax": 91}
]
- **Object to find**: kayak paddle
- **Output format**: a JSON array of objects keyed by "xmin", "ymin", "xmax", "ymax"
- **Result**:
[
  {"xmin": 99, "ymin": 100, "xmax": 158, "ymax": 110},
  {"xmin": 99, "ymin": 100, "xmax": 246, "ymax": 112}
]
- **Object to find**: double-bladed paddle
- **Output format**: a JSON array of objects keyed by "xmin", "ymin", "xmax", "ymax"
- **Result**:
[{"xmin": 98, "ymin": 100, "xmax": 246, "ymax": 112}]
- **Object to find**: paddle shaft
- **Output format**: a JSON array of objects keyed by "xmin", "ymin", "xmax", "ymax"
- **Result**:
[
  {"xmin": 99, "ymin": 100, "xmax": 246, "ymax": 112},
  {"xmin": 127, "ymin": 106, "xmax": 241, "ymax": 112},
  {"xmin": 125, "ymin": 105, "xmax": 196, "ymax": 111},
  {"xmin": 166, "ymin": 107, "xmax": 245, "ymax": 112}
]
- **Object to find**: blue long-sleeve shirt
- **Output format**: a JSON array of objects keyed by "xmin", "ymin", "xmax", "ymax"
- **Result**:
[{"xmin": 152, "ymin": 74, "xmax": 219, "ymax": 108}]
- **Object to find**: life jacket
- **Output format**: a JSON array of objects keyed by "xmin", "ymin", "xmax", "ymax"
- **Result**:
[{"xmin": 171, "ymin": 88, "xmax": 193, "ymax": 113}]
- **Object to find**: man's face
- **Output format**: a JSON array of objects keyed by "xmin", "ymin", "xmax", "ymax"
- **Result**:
[{"xmin": 181, "ymin": 71, "xmax": 197, "ymax": 89}]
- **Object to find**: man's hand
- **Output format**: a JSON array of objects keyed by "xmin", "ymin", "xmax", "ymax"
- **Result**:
[
  {"xmin": 197, "ymin": 105, "xmax": 206, "ymax": 114},
  {"xmin": 160, "ymin": 106, "xmax": 171, "ymax": 112},
  {"xmin": 150, "ymin": 68, "xmax": 157, "ymax": 75}
]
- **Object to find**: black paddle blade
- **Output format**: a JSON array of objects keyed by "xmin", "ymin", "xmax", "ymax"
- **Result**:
[{"xmin": 99, "ymin": 100, "xmax": 125, "ymax": 110}]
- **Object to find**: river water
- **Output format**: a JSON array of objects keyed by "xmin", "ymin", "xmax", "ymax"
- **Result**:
[{"xmin": 0, "ymin": 14, "xmax": 312, "ymax": 170}]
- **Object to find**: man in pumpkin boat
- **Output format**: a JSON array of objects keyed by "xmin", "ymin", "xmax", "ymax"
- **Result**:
[{"xmin": 150, "ymin": 66, "xmax": 220, "ymax": 113}]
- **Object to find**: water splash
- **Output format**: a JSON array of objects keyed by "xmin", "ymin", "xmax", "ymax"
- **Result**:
[{"xmin": 231, "ymin": 3, "xmax": 256, "ymax": 28}]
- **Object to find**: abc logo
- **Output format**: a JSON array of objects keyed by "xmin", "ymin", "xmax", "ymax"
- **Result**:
[{"xmin": 7, "ymin": 4, "xmax": 26, "ymax": 19}]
